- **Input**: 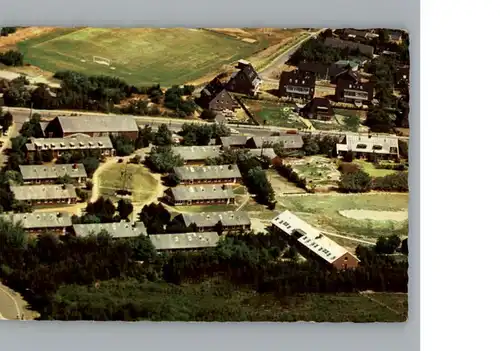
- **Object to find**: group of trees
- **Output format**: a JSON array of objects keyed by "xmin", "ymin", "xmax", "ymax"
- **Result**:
[
  {"xmin": 0, "ymin": 27, "xmax": 17, "ymax": 36},
  {"xmin": 0, "ymin": 204, "xmax": 408, "ymax": 321},
  {"xmin": 73, "ymin": 197, "xmax": 134, "ymax": 224},
  {"xmin": 274, "ymin": 160, "xmax": 307, "ymax": 190},
  {"xmin": 337, "ymin": 161, "xmax": 409, "ymax": 193},
  {"xmin": 163, "ymin": 85, "xmax": 197, "ymax": 117},
  {"xmin": 179, "ymin": 122, "xmax": 231, "ymax": 146},
  {"xmin": 288, "ymin": 37, "xmax": 359, "ymax": 66},
  {"xmin": 0, "ymin": 50, "xmax": 24, "ymax": 66},
  {"xmin": 302, "ymin": 133, "xmax": 339, "ymax": 157},
  {"xmin": 207, "ymin": 148, "xmax": 276, "ymax": 207},
  {"xmin": 145, "ymin": 146, "xmax": 183, "ymax": 173}
]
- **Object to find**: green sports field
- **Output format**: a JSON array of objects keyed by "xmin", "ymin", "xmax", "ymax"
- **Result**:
[{"xmin": 16, "ymin": 28, "xmax": 270, "ymax": 86}]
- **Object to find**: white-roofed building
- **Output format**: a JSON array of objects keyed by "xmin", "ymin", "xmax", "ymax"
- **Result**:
[
  {"xmin": 271, "ymin": 210, "xmax": 359, "ymax": 269},
  {"xmin": 336, "ymin": 133, "xmax": 399, "ymax": 160}
]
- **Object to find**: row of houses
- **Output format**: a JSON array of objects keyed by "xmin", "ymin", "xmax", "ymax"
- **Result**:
[
  {"xmin": 0, "ymin": 210, "xmax": 252, "ymax": 250},
  {"xmin": 1, "ymin": 209, "xmax": 358, "ymax": 268},
  {"xmin": 278, "ymin": 65, "xmax": 373, "ymax": 106}
]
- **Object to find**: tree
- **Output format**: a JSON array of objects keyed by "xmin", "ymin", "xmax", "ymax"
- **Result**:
[
  {"xmin": 0, "ymin": 50, "xmax": 24, "ymax": 66},
  {"xmin": 5, "ymin": 170, "xmax": 23, "ymax": 185},
  {"xmin": 401, "ymin": 238, "xmax": 408, "ymax": 255},
  {"xmin": 338, "ymin": 170, "xmax": 372, "ymax": 193},
  {"xmin": 82, "ymin": 157, "xmax": 100, "ymax": 176},
  {"xmin": 55, "ymin": 174, "xmax": 73, "ymax": 184},
  {"xmin": 20, "ymin": 115, "xmax": 44, "ymax": 138},
  {"xmin": 375, "ymin": 235, "xmax": 401, "ymax": 254},
  {"xmin": 153, "ymin": 124, "xmax": 173, "ymax": 146},
  {"xmin": 111, "ymin": 135, "xmax": 135, "ymax": 156},
  {"xmin": 75, "ymin": 188, "xmax": 89, "ymax": 202},
  {"xmin": 85, "ymin": 197, "xmax": 116, "ymax": 223},
  {"xmin": 145, "ymin": 146, "xmax": 184, "ymax": 173},
  {"xmin": 135, "ymin": 125, "xmax": 154, "ymax": 149},
  {"xmin": 0, "ymin": 217, "xmax": 28, "ymax": 252},
  {"xmin": 0, "ymin": 111, "xmax": 13, "ymax": 133},
  {"xmin": 365, "ymin": 106, "xmax": 395, "ymax": 133},
  {"xmin": 182, "ymin": 85, "xmax": 195, "ymax": 96},
  {"xmin": 117, "ymin": 199, "xmax": 134, "ymax": 220},
  {"xmin": 11, "ymin": 200, "xmax": 33, "ymax": 213},
  {"xmin": 200, "ymin": 109, "xmax": 217, "ymax": 120}
]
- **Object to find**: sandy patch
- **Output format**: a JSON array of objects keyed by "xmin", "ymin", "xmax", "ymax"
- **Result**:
[
  {"xmin": 241, "ymin": 38, "xmax": 257, "ymax": 44},
  {"xmin": 0, "ymin": 27, "xmax": 60, "ymax": 49},
  {"xmin": 339, "ymin": 209, "xmax": 408, "ymax": 222}
]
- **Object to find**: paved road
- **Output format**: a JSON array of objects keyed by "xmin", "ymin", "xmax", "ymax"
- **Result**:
[
  {"xmin": 0, "ymin": 283, "xmax": 22, "ymax": 320},
  {"xmin": 3, "ymin": 107, "xmax": 409, "ymax": 141},
  {"xmin": 258, "ymin": 29, "xmax": 325, "ymax": 79}
]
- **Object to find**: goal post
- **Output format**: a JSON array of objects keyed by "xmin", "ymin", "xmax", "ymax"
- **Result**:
[{"xmin": 92, "ymin": 56, "xmax": 111, "ymax": 66}]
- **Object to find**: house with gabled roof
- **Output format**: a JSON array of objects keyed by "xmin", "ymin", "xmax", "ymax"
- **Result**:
[
  {"xmin": 164, "ymin": 184, "xmax": 235, "ymax": 206},
  {"xmin": 300, "ymin": 97, "xmax": 335, "ymax": 121},
  {"xmin": 174, "ymin": 164, "xmax": 242, "ymax": 185},
  {"xmin": 19, "ymin": 163, "xmax": 87, "ymax": 184},
  {"xmin": 336, "ymin": 133, "xmax": 400, "ymax": 160},
  {"xmin": 198, "ymin": 78, "xmax": 239, "ymax": 112},
  {"xmin": 0, "ymin": 211, "xmax": 72, "ymax": 235},
  {"xmin": 10, "ymin": 184, "xmax": 78, "ymax": 206},
  {"xmin": 176, "ymin": 211, "xmax": 251, "ymax": 233},
  {"xmin": 278, "ymin": 70, "xmax": 315, "ymax": 101},
  {"xmin": 24, "ymin": 136, "xmax": 115, "ymax": 159},
  {"xmin": 324, "ymin": 37, "xmax": 375, "ymax": 57},
  {"xmin": 72, "ymin": 222, "xmax": 148, "ymax": 238},
  {"xmin": 246, "ymin": 135, "xmax": 304, "ymax": 150},
  {"xmin": 149, "ymin": 232, "xmax": 220, "ymax": 251},
  {"xmin": 272, "ymin": 210, "xmax": 359, "ymax": 269},
  {"xmin": 172, "ymin": 145, "xmax": 222, "ymax": 165},
  {"xmin": 216, "ymin": 135, "xmax": 250, "ymax": 149},
  {"xmin": 43, "ymin": 115, "xmax": 139, "ymax": 139},
  {"xmin": 225, "ymin": 60, "xmax": 262, "ymax": 96},
  {"xmin": 334, "ymin": 70, "xmax": 374, "ymax": 105}
]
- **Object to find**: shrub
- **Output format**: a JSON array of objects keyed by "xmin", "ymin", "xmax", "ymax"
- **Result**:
[
  {"xmin": 338, "ymin": 162, "xmax": 361, "ymax": 174},
  {"xmin": 342, "ymin": 151, "xmax": 354, "ymax": 162},
  {"xmin": 398, "ymin": 140, "xmax": 409, "ymax": 159},
  {"xmin": 129, "ymin": 155, "xmax": 142, "ymax": 164},
  {"xmin": 338, "ymin": 170, "xmax": 372, "ymax": 193},
  {"xmin": 85, "ymin": 180, "xmax": 93, "ymax": 190},
  {"xmin": 76, "ymin": 188, "xmax": 89, "ymax": 202},
  {"xmin": 372, "ymin": 172, "xmax": 408, "ymax": 192},
  {"xmin": 0, "ymin": 50, "xmax": 23, "ymax": 66},
  {"xmin": 375, "ymin": 163, "xmax": 408, "ymax": 171}
]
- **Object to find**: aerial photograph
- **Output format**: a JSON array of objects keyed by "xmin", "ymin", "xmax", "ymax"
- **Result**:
[{"xmin": 0, "ymin": 27, "xmax": 409, "ymax": 322}]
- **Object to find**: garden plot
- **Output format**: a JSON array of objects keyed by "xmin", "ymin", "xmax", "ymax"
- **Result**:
[{"xmin": 286, "ymin": 156, "xmax": 340, "ymax": 190}]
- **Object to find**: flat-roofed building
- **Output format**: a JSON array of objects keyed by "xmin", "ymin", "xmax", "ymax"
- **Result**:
[
  {"xmin": 177, "ymin": 211, "xmax": 251, "ymax": 233},
  {"xmin": 11, "ymin": 184, "xmax": 78, "ymax": 206},
  {"xmin": 19, "ymin": 163, "xmax": 87, "ymax": 184},
  {"xmin": 24, "ymin": 136, "xmax": 115, "ymax": 159},
  {"xmin": 0, "ymin": 211, "xmax": 72, "ymax": 235},
  {"xmin": 165, "ymin": 184, "xmax": 235, "ymax": 206},
  {"xmin": 149, "ymin": 232, "xmax": 220, "ymax": 251},
  {"xmin": 174, "ymin": 164, "xmax": 242, "ymax": 185},
  {"xmin": 172, "ymin": 145, "xmax": 222, "ymax": 165},
  {"xmin": 72, "ymin": 222, "xmax": 147, "ymax": 238},
  {"xmin": 336, "ymin": 133, "xmax": 399, "ymax": 160},
  {"xmin": 271, "ymin": 210, "xmax": 360, "ymax": 269}
]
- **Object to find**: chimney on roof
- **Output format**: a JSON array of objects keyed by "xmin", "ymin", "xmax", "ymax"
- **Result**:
[
  {"xmin": 72, "ymin": 163, "xmax": 78, "ymax": 169},
  {"xmin": 57, "ymin": 212, "xmax": 62, "ymax": 217}
]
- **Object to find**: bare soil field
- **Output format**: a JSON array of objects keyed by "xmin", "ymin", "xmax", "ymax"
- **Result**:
[{"xmin": 0, "ymin": 27, "xmax": 61, "ymax": 50}]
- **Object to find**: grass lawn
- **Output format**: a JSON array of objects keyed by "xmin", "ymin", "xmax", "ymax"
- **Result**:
[
  {"xmin": 176, "ymin": 204, "xmax": 238, "ymax": 213},
  {"xmin": 368, "ymin": 293, "xmax": 408, "ymax": 319},
  {"xmin": 16, "ymin": 28, "xmax": 273, "ymax": 86},
  {"xmin": 242, "ymin": 192, "xmax": 408, "ymax": 242},
  {"xmin": 311, "ymin": 110, "xmax": 365, "ymax": 132},
  {"xmin": 98, "ymin": 163, "xmax": 158, "ymax": 203},
  {"xmin": 354, "ymin": 160, "xmax": 398, "ymax": 177},
  {"xmin": 243, "ymin": 99, "xmax": 305, "ymax": 128}
]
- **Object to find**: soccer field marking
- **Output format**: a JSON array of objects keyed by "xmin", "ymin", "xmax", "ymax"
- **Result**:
[{"xmin": 31, "ymin": 28, "xmax": 86, "ymax": 49}]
